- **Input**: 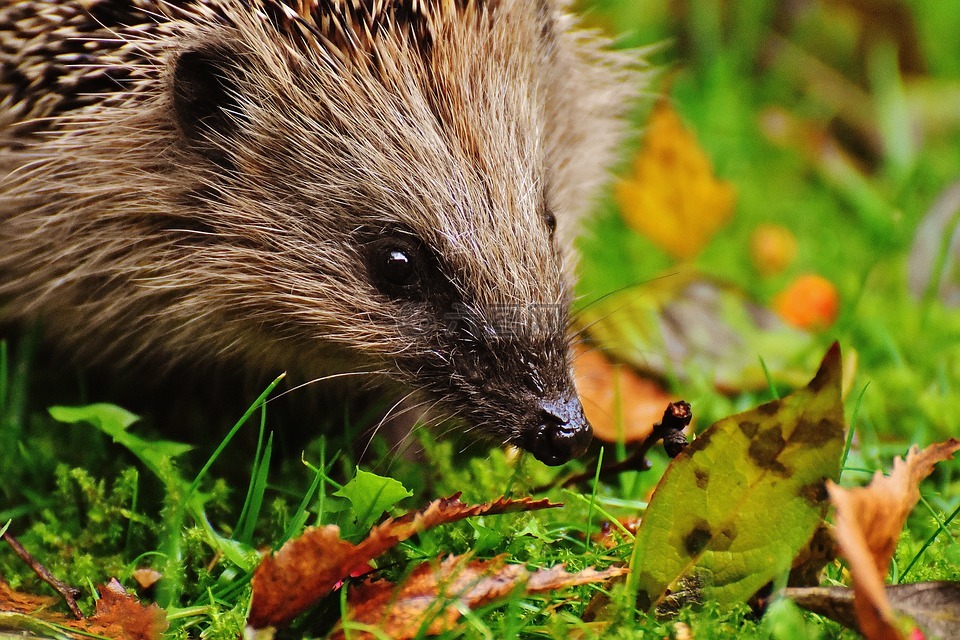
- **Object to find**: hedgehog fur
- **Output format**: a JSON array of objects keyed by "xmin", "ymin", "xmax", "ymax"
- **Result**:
[{"xmin": 0, "ymin": 0, "xmax": 639, "ymax": 464}]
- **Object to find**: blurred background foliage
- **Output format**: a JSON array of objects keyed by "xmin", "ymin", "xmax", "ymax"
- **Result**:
[{"xmin": 571, "ymin": 0, "xmax": 960, "ymax": 473}]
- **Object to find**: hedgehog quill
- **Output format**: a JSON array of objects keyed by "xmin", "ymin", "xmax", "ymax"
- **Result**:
[{"xmin": 0, "ymin": 0, "xmax": 639, "ymax": 464}]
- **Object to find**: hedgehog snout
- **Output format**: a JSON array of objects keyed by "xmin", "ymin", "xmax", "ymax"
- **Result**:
[{"xmin": 525, "ymin": 394, "xmax": 592, "ymax": 465}]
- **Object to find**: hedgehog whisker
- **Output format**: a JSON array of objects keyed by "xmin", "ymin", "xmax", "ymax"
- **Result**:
[
  {"xmin": 374, "ymin": 399, "xmax": 452, "ymax": 475},
  {"xmin": 571, "ymin": 273, "xmax": 682, "ymax": 342},
  {"xmin": 358, "ymin": 389, "xmax": 425, "ymax": 462},
  {"xmin": 266, "ymin": 369, "xmax": 393, "ymax": 403}
]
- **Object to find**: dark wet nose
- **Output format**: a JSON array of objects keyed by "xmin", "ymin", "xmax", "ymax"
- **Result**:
[{"xmin": 527, "ymin": 396, "xmax": 593, "ymax": 465}]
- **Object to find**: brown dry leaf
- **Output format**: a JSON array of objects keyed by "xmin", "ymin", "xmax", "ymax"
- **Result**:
[
  {"xmin": 84, "ymin": 580, "xmax": 168, "ymax": 640},
  {"xmin": 130, "ymin": 569, "xmax": 162, "ymax": 591},
  {"xmin": 0, "ymin": 578, "xmax": 167, "ymax": 640},
  {"xmin": 787, "ymin": 582, "xmax": 960, "ymax": 640},
  {"xmin": 333, "ymin": 555, "xmax": 628, "ymax": 640},
  {"xmin": 574, "ymin": 345, "xmax": 675, "ymax": 443},
  {"xmin": 353, "ymin": 494, "xmax": 559, "ymax": 563},
  {"xmin": 248, "ymin": 526, "xmax": 357, "ymax": 630},
  {"xmin": 591, "ymin": 516, "xmax": 641, "ymax": 550},
  {"xmin": 0, "ymin": 577, "xmax": 58, "ymax": 616},
  {"xmin": 616, "ymin": 102, "xmax": 736, "ymax": 259},
  {"xmin": 248, "ymin": 494, "xmax": 560, "ymax": 629},
  {"xmin": 827, "ymin": 438, "xmax": 960, "ymax": 640}
]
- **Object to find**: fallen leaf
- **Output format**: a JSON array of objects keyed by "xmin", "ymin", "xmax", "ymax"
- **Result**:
[
  {"xmin": 787, "ymin": 581, "xmax": 960, "ymax": 640},
  {"xmin": 0, "ymin": 578, "xmax": 58, "ymax": 616},
  {"xmin": 616, "ymin": 102, "xmax": 736, "ymax": 259},
  {"xmin": 0, "ymin": 578, "xmax": 167, "ymax": 640},
  {"xmin": 85, "ymin": 580, "xmax": 168, "ymax": 640},
  {"xmin": 574, "ymin": 345, "xmax": 675, "ymax": 443},
  {"xmin": 248, "ymin": 494, "xmax": 560, "ymax": 629},
  {"xmin": 248, "ymin": 526, "xmax": 357, "ymax": 630},
  {"xmin": 333, "ymin": 555, "xmax": 627, "ymax": 640},
  {"xmin": 629, "ymin": 343, "xmax": 846, "ymax": 612},
  {"xmin": 579, "ymin": 271, "xmax": 816, "ymax": 392},
  {"xmin": 130, "ymin": 569, "xmax": 162, "ymax": 591},
  {"xmin": 827, "ymin": 438, "xmax": 960, "ymax": 640}
]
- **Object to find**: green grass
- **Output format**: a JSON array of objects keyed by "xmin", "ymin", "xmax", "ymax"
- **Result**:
[{"xmin": 2, "ymin": 1, "xmax": 959, "ymax": 638}]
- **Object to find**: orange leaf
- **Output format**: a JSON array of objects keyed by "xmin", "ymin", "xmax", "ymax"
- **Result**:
[
  {"xmin": 616, "ymin": 102, "xmax": 736, "ymax": 259},
  {"xmin": 85, "ymin": 580, "xmax": 168, "ymax": 640},
  {"xmin": 0, "ymin": 577, "xmax": 58, "ymax": 615},
  {"xmin": 591, "ymin": 516, "xmax": 641, "ymax": 549},
  {"xmin": 827, "ymin": 439, "xmax": 960, "ymax": 640},
  {"xmin": 334, "ymin": 555, "xmax": 627, "ymax": 640},
  {"xmin": 574, "ymin": 345, "xmax": 676, "ymax": 443},
  {"xmin": 0, "ymin": 578, "xmax": 167, "ymax": 640},
  {"xmin": 353, "ymin": 494, "xmax": 560, "ymax": 564},
  {"xmin": 249, "ymin": 525, "xmax": 359, "ymax": 629},
  {"xmin": 130, "ymin": 568, "xmax": 162, "ymax": 591},
  {"xmin": 248, "ymin": 494, "xmax": 560, "ymax": 629}
]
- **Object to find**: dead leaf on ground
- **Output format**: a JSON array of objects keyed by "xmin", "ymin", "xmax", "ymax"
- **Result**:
[
  {"xmin": 248, "ymin": 494, "xmax": 560, "ymax": 629},
  {"xmin": 130, "ymin": 569, "xmax": 162, "ymax": 591},
  {"xmin": 591, "ymin": 516, "xmax": 641, "ymax": 550},
  {"xmin": 85, "ymin": 580, "xmax": 168, "ymax": 640},
  {"xmin": 579, "ymin": 271, "xmax": 820, "ymax": 393},
  {"xmin": 333, "ymin": 554, "xmax": 627, "ymax": 640},
  {"xmin": 615, "ymin": 102, "xmax": 736, "ymax": 260},
  {"xmin": 574, "ymin": 345, "xmax": 675, "ymax": 443},
  {"xmin": 0, "ymin": 577, "xmax": 58, "ymax": 616},
  {"xmin": 826, "ymin": 438, "xmax": 960, "ymax": 640},
  {"xmin": 0, "ymin": 578, "xmax": 167, "ymax": 640},
  {"xmin": 786, "ymin": 581, "xmax": 960, "ymax": 640}
]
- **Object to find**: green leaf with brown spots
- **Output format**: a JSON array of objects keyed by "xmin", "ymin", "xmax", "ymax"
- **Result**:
[{"xmin": 628, "ymin": 343, "xmax": 846, "ymax": 612}]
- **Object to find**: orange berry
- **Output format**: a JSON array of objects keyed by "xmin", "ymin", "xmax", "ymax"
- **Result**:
[
  {"xmin": 750, "ymin": 223, "xmax": 797, "ymax": 276},
  {"xmin": 773, "ymin": 274, "xmax": 840, "ymax": 330}
]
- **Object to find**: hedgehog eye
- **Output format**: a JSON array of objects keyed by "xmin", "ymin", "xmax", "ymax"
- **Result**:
[
  {"xmin": 381, "ymin": 248, "xmax": 415, "ymax": 286},
  {"xmin": 544, "ymin": 210, "xmax": 557, "ymax": 237},
  {"xmin": 367, "ymin": 238, "xmax": 423, "ymax": 297}
]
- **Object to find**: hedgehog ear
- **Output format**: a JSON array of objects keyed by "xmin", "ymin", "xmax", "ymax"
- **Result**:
[{"xmin": 171, "ymin": 46, "xmax": 243, "ymax": 148}]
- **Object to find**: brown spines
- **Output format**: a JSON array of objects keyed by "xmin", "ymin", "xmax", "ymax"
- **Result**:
[
  {"xmin": 0, "ymin": 0, "xmax": 500, "ymax": 132},
  {"xmin": 262, "ymin": 0, "xmax": 496, "ymax": 59},
  {"xmin": 0, "ymin": 0, "xmax": 172, "ymax": 135}
]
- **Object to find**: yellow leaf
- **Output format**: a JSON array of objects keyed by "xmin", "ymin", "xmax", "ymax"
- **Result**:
[{"xmin": 616, "ymin": 103, "xmax": 736, "ymax": 259}]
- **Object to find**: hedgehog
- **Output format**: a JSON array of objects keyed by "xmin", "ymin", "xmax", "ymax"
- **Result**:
[{"xmin": 0, "ymin": 0, "xmax": 638, "ymax": 465}]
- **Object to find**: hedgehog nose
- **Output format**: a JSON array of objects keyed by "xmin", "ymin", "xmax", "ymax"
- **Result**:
[{"xmin": 528, "ymin": 396, "xmax": 593, "ymax": 465}]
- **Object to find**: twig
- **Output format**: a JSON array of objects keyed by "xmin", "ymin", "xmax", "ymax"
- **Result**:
[
  {"xmin": 2, "ymin": 530, "xmax": 84, "ymax": 619},
  {"xmin": 536, "ymin": 401, "xmax": 693, "ymax": 492}
]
